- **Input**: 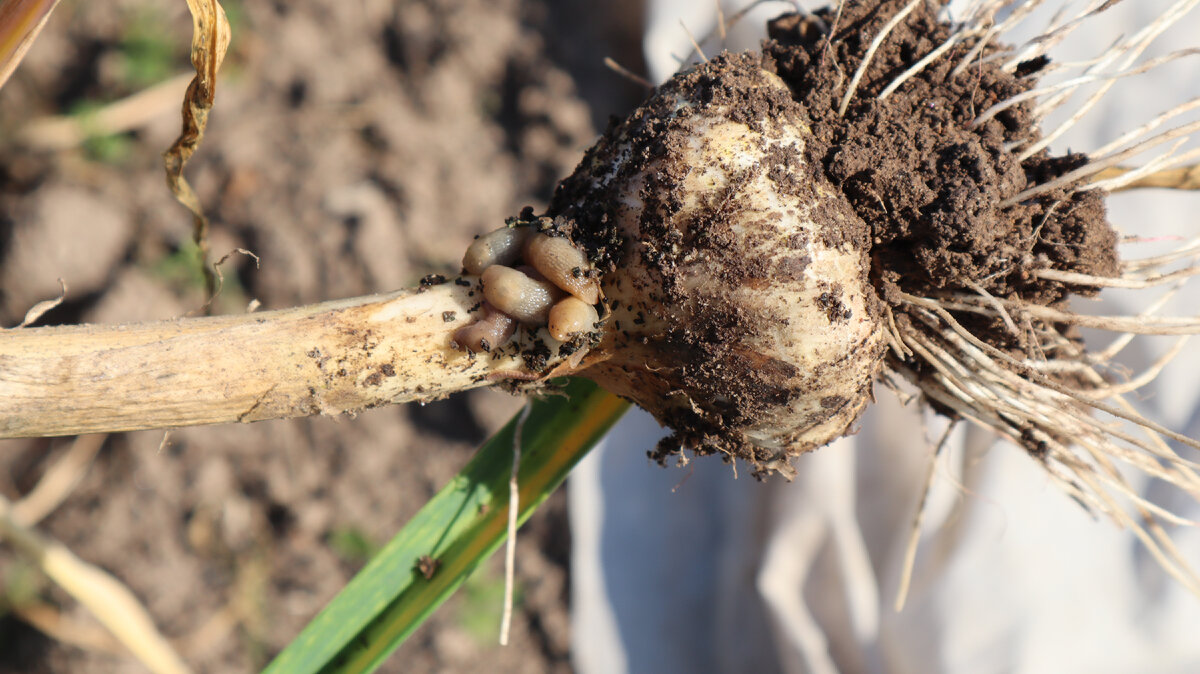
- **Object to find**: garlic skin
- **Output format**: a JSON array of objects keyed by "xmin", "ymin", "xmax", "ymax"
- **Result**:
[{"xmin": 551, "ymin": 54, "xmax": 887, "ymax": 474}]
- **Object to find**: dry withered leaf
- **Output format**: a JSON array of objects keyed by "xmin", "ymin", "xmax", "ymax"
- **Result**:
[
  {"xmin": 163, "ymin": 0, "xmax": 231, "ymax": 306},
  {"xmin": 0, "ymin": 0, "xmax": 63, "ymax": 91}
]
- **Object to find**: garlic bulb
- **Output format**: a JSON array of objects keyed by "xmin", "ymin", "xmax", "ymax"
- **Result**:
[
  {"xmin": 450, "ymin": 0, "xmax": 1190, "ymax": 497},
  {"xmin": 552, "ymin": 56, "xmax": 886, "ymax": 475}
]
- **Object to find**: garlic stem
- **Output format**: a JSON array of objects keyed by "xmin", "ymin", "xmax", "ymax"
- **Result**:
[{"xmin": 0, "ymin": 282, "xmax": 536, "ymax": 438}]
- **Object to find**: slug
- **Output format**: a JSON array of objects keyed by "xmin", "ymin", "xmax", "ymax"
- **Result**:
[
  {"xmin": 462, "ymin": 226, "xmax": 532, "ymax": 276},
  {"xmin": 480, "ymin": 265, "xmax": 565, "ymax": 325},
  {"xmin": 523, "ymin": 233, "xmax": 601, "ymax": 304},
  {"xmin": 548, "ymin": 296, "xmax": 600, "ymax": 342},
  {"xmin": 451, "ymin": 303, "xmax": 516, "ymax": 353}
]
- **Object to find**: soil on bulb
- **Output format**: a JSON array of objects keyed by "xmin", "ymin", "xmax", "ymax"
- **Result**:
[{"xmin": 550, "ymin": 0, "xmax": 1120, "ymax": 474}]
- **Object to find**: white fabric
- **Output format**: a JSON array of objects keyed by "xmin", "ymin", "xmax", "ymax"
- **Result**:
[{"xmin": 570, "ymin": 1, "xmax": 1200, "ymax": 672}]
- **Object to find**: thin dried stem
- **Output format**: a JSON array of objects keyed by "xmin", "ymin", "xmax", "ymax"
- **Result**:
[
  {"xmin": 894, "ymin": 420, "xmax": 956, "ymax": 612},
  {"xmin": 1095, "ymin": 162, "xmax": 1200, "ymax": 191},
  {"xmin": 499, "ymin": 401, "xmax": 532, "ymax": 646},
  {"xmin": 1087, "ymin": 144, "xmax": 1200, "ymax": 192},
  {"xmin": 16, "ymin": 73, "xmax": 192, "ymax": 150},
  {"xmin": 680, "ymin": 20, "xmax": 709, "ymax": 63},
  {"xmin": 0, "ymin": 0, "xmax": 64, "ymax": 91},
  {"xmin": 10, "ymin": 434, "xmax": 106, "ymax": 525},
  {"xmin": 1031, "ymin": 264, "xmax": 1200, "ymax": 289},
  {"xmin": 0, "ymin": 495, "xmax": 192, "ymax": 674},
  {"xmin": 13, "ymin": 601, "xmax": 129, "ymax": 655},
  {"xmin": 603, "ymin": 57, "xmax": 653, "ymax": 89},
  {"xmin": 688, "ymin": 0, "xmax": 799, "ymax": 67}
]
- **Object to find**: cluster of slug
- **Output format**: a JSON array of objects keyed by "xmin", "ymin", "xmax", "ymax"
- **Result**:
[{"xmin": 452, "ymin": 215, "xmax": 602, "ymax": 356}]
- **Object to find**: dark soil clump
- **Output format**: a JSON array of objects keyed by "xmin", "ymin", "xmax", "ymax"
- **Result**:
[{"xmin": 761, "ymin": 0, "xmax": 1117, "ymax": 305}]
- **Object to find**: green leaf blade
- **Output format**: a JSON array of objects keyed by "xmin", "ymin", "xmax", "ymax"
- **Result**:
[{"xmin": 262, "ymin": 378, "xmax": 629, "ymax": 674}]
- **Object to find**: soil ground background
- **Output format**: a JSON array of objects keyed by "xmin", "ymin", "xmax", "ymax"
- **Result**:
[{"xmin": 0, "ymin": 0, "xmax": 645, "ymax": 671}]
